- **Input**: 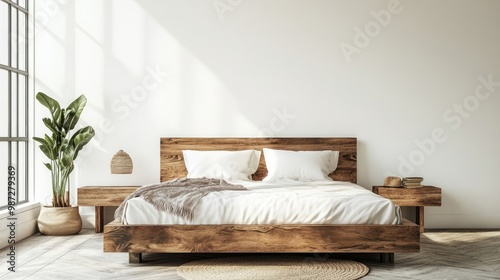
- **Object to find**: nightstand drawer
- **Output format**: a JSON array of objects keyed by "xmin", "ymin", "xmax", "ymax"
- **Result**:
[{"xmin": 372, "ymin": 186, "xmax": 441, "ymax": 206}]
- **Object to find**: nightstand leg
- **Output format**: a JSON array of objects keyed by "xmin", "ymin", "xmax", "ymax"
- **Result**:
[
  {"xmin": 416, "ymin": 206, "xmax": 425, "ymax": 233},
  {"xmin": 95, "ymin": 206, "xmax": 104, "ymax": 233},
  {"xmin": 380, "ymin": 253, "xmax": 394, "ymax": 263},
  {"xmin": 129, "ymin": 253, "xmax": 142, "ymax": 263}
]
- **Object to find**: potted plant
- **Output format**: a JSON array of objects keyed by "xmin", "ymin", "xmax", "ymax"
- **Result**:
[{"xmin": 33, "ymin": 92, "xmax": 95, "ymax": 235}]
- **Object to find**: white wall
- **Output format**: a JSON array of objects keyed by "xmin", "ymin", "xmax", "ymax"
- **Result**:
[{"xmin": 33, "ymin": 0, "xmax": 500, "ymax": 229}]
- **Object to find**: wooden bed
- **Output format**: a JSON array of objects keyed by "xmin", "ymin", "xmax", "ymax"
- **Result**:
[{"xmin": 103, "ymin": 137, "xmax": 420, "ymax": 263}]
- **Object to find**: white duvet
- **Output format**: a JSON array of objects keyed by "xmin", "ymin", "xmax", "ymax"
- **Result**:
[{"xmin": 121, "ymin": 180, "xmax": 402, "ymax": 225}]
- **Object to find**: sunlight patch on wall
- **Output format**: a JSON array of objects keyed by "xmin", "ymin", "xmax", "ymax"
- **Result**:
[
  {"xmin": 35, "ymin": 16, "xmax": 68, "ymax": 97},
  {"xmin": 162, "ymin": 44, "xmax": 259, "ymax": 136},
  {"xmin": 75, "ymin": 0, "xmax": 104, "ymax": 46},
  {"xmin": 74, "ymin": 27, "xmax": 105, "ymax": 108}
]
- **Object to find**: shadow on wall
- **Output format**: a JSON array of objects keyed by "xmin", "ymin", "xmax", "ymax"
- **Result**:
[{"xmin": 134, "ymin": 0, "xmax": 357, "ymax": 137}]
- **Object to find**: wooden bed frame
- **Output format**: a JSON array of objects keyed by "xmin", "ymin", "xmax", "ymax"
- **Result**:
[{"xmin": 103, "ymin": 138, "xmax": 420, "ymax": 263}]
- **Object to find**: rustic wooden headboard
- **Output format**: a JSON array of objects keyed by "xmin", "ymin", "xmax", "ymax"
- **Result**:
[{"xmin": 160, "ymin": 138, "xmax": 357, "ymax": 183}]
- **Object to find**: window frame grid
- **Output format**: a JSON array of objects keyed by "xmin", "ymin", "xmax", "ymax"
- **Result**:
[{"xmin": 1, "ymin": 0, "xmax": 29, "ymax": 210}]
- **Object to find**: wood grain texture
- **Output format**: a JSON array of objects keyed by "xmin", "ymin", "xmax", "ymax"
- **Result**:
[
  {"xmin": 78, "ymin": 186, "xmax": 139, "ymax": 233},
  {"xmin": 78, "ymin": 186, "xmax": 139, "ymax": 206},
  {"xmin": 4, "ymin": 229, "xmax": 499, "ymax": 279},
  {"xmin": 104, "ymin": 219, "xmax": 419, "ymax": 255},
  {"xmin": 129, "ymin": 253, "xmax": 142, "ymax": 263},
  {"xmin": 418, "ymin": 207, "xmax": 425, "ymax": 233},
  {"xmin": 372, "ymin": 186, "xmax": 442, "ymax": 206},
  {"xmin": 373, "ymin": 186, "xmax": 442, "ymax": 233},
  {"xmin": 160, "ymin": 137, "xmax": 357, "ymax": 183},
  {"xmin": 95, "ymin": 206, "xmax": 104, "ymax": 233},
  {"xmin": 103, "ymin": 137, "xmax": 420, "ymax": 263}
]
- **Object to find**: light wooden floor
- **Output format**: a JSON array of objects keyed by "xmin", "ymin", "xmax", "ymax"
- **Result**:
[{"xmin": 1, "ymin": 229, "xmax": 499, "ymax": 279}]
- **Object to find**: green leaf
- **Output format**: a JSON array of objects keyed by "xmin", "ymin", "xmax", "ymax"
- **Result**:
[
  {"xmin": 38, "ymin": 144, "xmax": 55, "ymax": 160},
  {"xmin": 43, "ymin": 134, "xmax": 54, "ymax": 148},
  {"xmin": 67, "ymin": 164, "xmax": 74, "ymax": 175},
  {"xmin": 60, "ymin": 156, "xmax": 72, "ymax": 168},
  {"xmin": 60, "ymin": 138, "xmax": 69, "ymax": 150},
  {"xmin": 33, "ymin": 136, "xmax": 49, "ymax": 146},
  {"xmin": 61, "ymin": 145, "xmax": 75, "ymax": 167},
  {"xmin": 56, "ymin": 108, "xmax": 65, "ymax": 130},
  {"xmin": 69, "ymin": 126, "xmax": 95, "ymax": 160},
  {"xmin": 36, "ymin": 92, "xmax": 61, "ymax": 121},
  {"xmin": 65, "ymin": 95, "xmax": 87, "ymax": 130},
  {"xmin": 33, "ymin": 92, "xmax": 95, "ymax": 207},
  {"xmin": 33, "ymin": 136, "xmax": 55, "ymax": 160},
  {"xmin": 44, "ymin": 163, "xmax": 52, "ymax": 171},
  {"xmin": 45, "ymin": 134, "xmax": 59, "ymax": 159},
  {"xmin": 62, "ymin": 110, "xmax": 76, "ymax": 132},
  {"xmin": 42, "ymin": 118, "xmax": 59, "ymax": 134}
]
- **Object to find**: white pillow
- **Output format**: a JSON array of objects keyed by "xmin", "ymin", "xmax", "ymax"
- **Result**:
[
  {"xmin": 183, "ymin": 150, "xmax": 261, "ymax": 181},
  {"xmin": 262, "ymin": 148, "xmax": 339, "ymax": 182}
]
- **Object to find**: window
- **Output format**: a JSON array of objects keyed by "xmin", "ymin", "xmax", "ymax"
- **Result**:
[{"xmin": 1, "ymin": 0, "xmax": 30, "ymax": 210}]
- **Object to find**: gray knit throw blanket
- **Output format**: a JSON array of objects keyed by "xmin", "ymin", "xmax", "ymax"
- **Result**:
[{"xmin": 114, "ymin": 178, "xmax": 247, "ymax": 222}]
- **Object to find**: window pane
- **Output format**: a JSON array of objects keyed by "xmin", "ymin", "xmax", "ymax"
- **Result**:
[
  {"xmin": 18, "ymin": 10, "xmax": 26, "ymax": 71},
  {"xmin": 0, "ymin": 1, "xmax": 30, "ymax": 210},
  {"xmin": 10, "ymin": 141, "xmax": 27, "ymax": 204},
  {"xmin": 11, "ymin": 72, "xmax": 18, "ymax": 137},
  {"xmin": 18, "ymin": 0, "xmax": 27, "ymax": 10},
  {"xmin": 0, "ymin": 142, "xmax": 8, "ymax": 208},
  {"xmin": 0, "ymin": 69, "xmax": 8, "ymax": 137},
  {"xmin": 10, "ymin": 6, "xmax": 17, "ymax": 69},
  {"xmin": 16, "ymin": 141, "xmax": 27, "ymax": 203},
  {"xmin": 18, "ymin": 74, "xmax": 27, "ymax": 137},
  {"xmin": 0, "ymin": 2, "xmax": 8, "ymax": 66},
  {"xmin": 11, "ymin": 141, "xmax": 18, "ymax": 202}
]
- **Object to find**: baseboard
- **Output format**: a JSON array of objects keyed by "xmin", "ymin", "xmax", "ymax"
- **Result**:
[
  {"xmin": 424, "ymin": 214, "xmax": 500, "ymax": 229},
  {"xmin": 425, "ymin": 228, "xmax": 500, "ymax": 232},
  {"xmin": 80, "ymin": 214, "xmax": 94, "ymax": 229},
  {"xmin": 0, "ymin": 203, "xmax": 40, "ymax": 249}
]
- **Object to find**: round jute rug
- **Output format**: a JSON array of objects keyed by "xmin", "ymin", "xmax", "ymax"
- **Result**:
[{"xmin": 177, "ymin": 255, "xmax": 369, "ymax": 280}]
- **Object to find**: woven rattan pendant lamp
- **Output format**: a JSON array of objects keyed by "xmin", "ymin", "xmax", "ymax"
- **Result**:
[{"xmin": 110, "ymin": 150, "xmax": 133, "ymax": 174}]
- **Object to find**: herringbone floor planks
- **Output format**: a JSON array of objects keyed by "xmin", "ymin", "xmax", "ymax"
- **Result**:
[{"xmin": 1, "ymin": 230, "xmax": 499, "ymax": 279}]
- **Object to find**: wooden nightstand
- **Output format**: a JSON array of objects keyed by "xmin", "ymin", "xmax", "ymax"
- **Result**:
[
  {"xmin": 372, "ymin": 186, "xmax": 441, "ymax": 233},
  {"xmin": 78, "ymin": 186, "xmax": 139, "ymax": 233}
]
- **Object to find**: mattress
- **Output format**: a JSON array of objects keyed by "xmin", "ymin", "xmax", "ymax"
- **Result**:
[{"xmin": 121, "ymin": 180, "xmax": 402, "ymax": 225}]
